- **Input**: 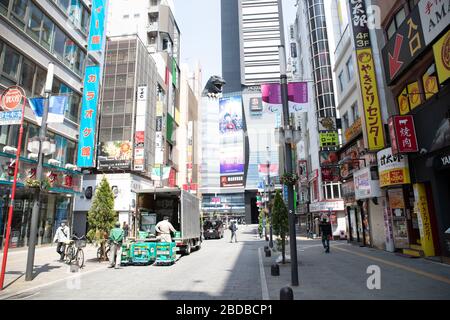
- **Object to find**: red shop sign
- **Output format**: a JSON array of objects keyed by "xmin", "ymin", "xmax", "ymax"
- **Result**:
[{"xmin": 388, "ymin": 115, "xmax": 418, "ymax": 154}]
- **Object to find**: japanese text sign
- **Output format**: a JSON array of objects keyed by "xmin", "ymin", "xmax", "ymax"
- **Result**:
[
  {"xmin": 382, "ymin": 6, "xmax": 426, "ymax": 84},
  {"xmin": 356, "ymin": 48, "xmax": 385, "ymax": 150},
  {"xmin": 389, "ymin": 115, "xmax": 419, "ymax": 154},
  {"xmin": 418, "ymin": 0, "xmax": 450, "ymax": 46},
  {"xmin": 319, "ymin": 132, "xmax": 339, "ymax": 147},
  {"xmin": 88, "ymin": 0, "xmax": 107, "ymax": 52},
  {"xmin": 77, "ymin": 65, "xmax": 100, "ymax": 168},
  {"xmin": 348, "ymin": 0, "xmax": 372, "ymax": 49},
  {"xmin": 377, "ymin": 147, "xmax": 411, "ymax": 187}
]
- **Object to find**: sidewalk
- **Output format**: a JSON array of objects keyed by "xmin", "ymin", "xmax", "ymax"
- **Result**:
[
  {"xmin": 0, "ymin": 244, "xmax": 108, "ymax": 299},
  {"xmin": 261, "ymin": 238, "xmax": 450, "ymax": 300}
]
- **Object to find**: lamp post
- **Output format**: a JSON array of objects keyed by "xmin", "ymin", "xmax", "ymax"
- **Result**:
[
  {"xmin": 25, "ymin": 62, "xmax": 54, "ymax": 281},
  {"xmin": 266, "ymin": 146, "xmax": 274, "ymax": 248},
  {"xmin": 279, "ymin": 45, "xmax": 299, "ymax": 286}
]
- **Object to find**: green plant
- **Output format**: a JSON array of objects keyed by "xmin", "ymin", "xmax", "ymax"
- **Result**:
[
  {"xmin": 271, "ymin": 190, "xmax": 289, "ymax": 264},
  {"xmin": 25, "ymin": 177, "xmax": 51, "ymax": 190},
  {"xmin": 87, "ymin": 176, "xmax": 117, "ymax": 261},
  {"xmin": 280, "ymin": 173, "xmax": 299, "ymax": 186}
]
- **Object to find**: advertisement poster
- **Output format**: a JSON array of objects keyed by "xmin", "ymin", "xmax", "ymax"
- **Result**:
[
  {"xmin": 319, "ymin": 151, "xmax": 339, "ymax": 167},
  {"xmin": 219, "ymin": 96, "xmax": 244, "ymax": 187},
  {"xmin": 98, "ymin": 141, "xmax": 132, "ymax": 169},
  {"xmin": 413, "ymin": 183, "xmax": 435, "ymax": 256},
  {"xmin": 388, "ymin": 188, "xmax": 406, "ymax": 218}
]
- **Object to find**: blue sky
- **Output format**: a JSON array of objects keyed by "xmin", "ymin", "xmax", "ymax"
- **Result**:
[{"xmin": 173, "ymin": 0, "xmax": 298, "ymax": 88}]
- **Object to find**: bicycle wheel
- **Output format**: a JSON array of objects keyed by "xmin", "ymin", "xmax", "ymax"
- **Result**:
[
  {"xmin": 76, "ymin": 249, "xmax": 84, "ymax": 268},
  {"xmin": 65, "ymin": 246, "xmax": 75, "ymax": 263}
]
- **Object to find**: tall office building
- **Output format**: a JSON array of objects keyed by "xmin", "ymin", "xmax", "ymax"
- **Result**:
[{"xmin": 207, "ymin": 0, "xmax": 284, "ymax": 223}]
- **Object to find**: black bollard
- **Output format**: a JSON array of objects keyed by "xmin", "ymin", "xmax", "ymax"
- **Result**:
[
  {"xmin": 271, "ymin": 264, "xmax": 280, "ymax": 276},
  {"xmin": 280, "ymin": 286, "xmax": 294, "ymax": 300},
  {"xmin": 265, "ymin": 249, "xmax": 271, "ymax": 257},
  {"xmin": 264, "ymin": 246, "xmax": 269, "ymax": 251}
]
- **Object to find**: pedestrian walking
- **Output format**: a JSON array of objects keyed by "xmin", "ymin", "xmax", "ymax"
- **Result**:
[
  {"xmin": 53, "ymin": 220, "xmax": 70, "ymax": 261},
  {"xmin": 229, "ymin": 221, "xmax": 238, "ymax": 243},
  {"xmin": 108, "ymin": 221, "xmax": 124, "ymax": 269},
  {"xmin": 319, "ymin": 218, "xmax": 332, "ymax": 253}
]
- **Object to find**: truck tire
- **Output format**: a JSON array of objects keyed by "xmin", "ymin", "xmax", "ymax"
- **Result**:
[
  {"xmin": 184, "ymin": 241, "xmax": 192, "ymax": 255},
  {"xmin": 196, "ymin": 239, "xmax": 202, "ymax": 250}
]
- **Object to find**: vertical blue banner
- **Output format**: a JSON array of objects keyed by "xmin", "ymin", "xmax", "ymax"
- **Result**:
[
  {"xmin": 77, "ymin": 65, "xmax": 100, "ymax": 167},
  {"xmin": 87, "ymin": 0, "xmax": 106, "ymax": 52}
]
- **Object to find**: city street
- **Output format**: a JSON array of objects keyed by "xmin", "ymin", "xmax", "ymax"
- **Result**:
[{"xmin": 0, "ymin": 225, "xmax": 449, "ymax": 300}]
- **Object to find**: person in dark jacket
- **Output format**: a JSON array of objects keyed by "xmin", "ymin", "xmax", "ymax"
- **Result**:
[{"xmin": 319, "ymin": 218, "xmax": 332, "ymax": 253}]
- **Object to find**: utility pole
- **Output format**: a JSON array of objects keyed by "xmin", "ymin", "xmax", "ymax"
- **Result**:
[
  {"xmin": 25, "ymin": 62, "xmax": 54, "ymax": 281},
  {"xmin": 267, "ymin": 146, "xmax": 273, "ymax": 248},
  {"xmin": 279, "ymin": 45, "xmax": 299, "ymax": 287}
]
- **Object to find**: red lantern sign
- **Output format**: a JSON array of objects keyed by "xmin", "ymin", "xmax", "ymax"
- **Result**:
[{"xmin": 388, "ymin": 115, "xmax": 419, "ymax": 154}]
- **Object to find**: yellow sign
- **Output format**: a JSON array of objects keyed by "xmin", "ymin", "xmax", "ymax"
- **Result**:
[
  {"xmin": 379, "ymin": 168, "xmax": 411, "ymax": 187},
  {"xmin": 433, "ymin": 29, "xmax": 450, "ymax": 85},
  {"xmin": 356, "ymin": 48, "xmax": 385, "ymax": 151},
  {"xmin": 407, "ymin": 81, "xmax": 421, "ymax": 110},
  {"xmin": 397, "ymin": 88, "xmax": 410, "ymax": 115},
  {"xmin": 319, "ymin": 132, "xmax": 339, "ymax": 147},
  {"xmin": 422, "ymin": 73, "xmax": 439, "ymax": 100},
  {"xmin": 344, "ymin": 118, "xmax": 362, "ymax": 142},
  {"xmin": 413, "ymin": 183, "xmax": 435, "ymax": 257}
]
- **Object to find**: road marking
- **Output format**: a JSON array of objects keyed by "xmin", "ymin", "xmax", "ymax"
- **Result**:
[
  {"xmin": 258, "ymin": 248, "xmax": 270, "ymax": 300},
  {"xmin": 334, "ymin": 246, "xmax": 450, "ymax": 286},
  {"xmin": 0, "ymin": 265, "xmax": 107, "ymax": 300}
]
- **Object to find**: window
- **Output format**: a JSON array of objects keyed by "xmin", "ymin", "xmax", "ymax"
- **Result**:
[
  {"xmin": 40, "ymin": 15, "xmax": 54, "ymax": 50},
  {"xmin": 0, "ymin": 0, "xmax": 10, "ymax": 14},
  {"xmin": 338, "ymin": 71, "xmax": 344, "ymax": 92},
  {"xmin": 34, "ymin": 66, "xmax": 46, "ymax": 96},
  {"xmin": 11, "ymin": 0, "xmax": 28, "ymax": 28},
  {"xmin": 342, "ymin": 112, "xmax": 349, "ymax": 132},
  {"xmin": 134, "ymin": 13, "xmax": 140, "ymax": 18},
  {"xmin": 58, "ymin": 0, "xmax": 69, "ymax": 13},
  {"xmin": 53, "ymin": 27, "xmax": 66, "ymax": 59},
  {"xmin": 386, "ymin": 8, "xmax": 406, "ymax": 39},
  {"xmin": 19, "ymin": 57, "xmax": 35, "ymax": 95},
  {"xmin": 2, "ymin": 46, "xmax": 20, "ymax": 80},
  {"xmin": 123, "ymin": 14, "xmax": 129, "ymax": 19},
  {"xmin": 351, "ymin": 103, "xmax": 359, "ymax": 121},
  {"xmin": 26, "ymin": 2, "xmax": 43, "ymax": 41},
  {"xmin": 346, "ymin": 56, "xmax": 354, "ymax": 81}
]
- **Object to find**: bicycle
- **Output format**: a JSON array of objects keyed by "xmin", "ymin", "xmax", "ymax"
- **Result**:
[
  {"xmin": 96, "ymin": 243, "xmax": 111, "ymax": 261},
  {"xmin": 64, "ymin": 235, "xmax": 86, "ymax": 268}
]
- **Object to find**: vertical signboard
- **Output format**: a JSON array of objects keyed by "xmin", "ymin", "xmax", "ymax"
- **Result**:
[
  {"xmin": 77, "ymin": 65, "xmax": 100, "ymax": 167},
  {"xmin": 388, "ymin": 115, "xmax": 419, "ymax": 154},
  {"xmin": 433, "ymin": 29, "xmax": 450, "ymax": 85},
  {"xmin": 87, "ymin": 0, "xmax": 107, "ymax": 52},
  {"xmin": 154, "ymin": 101, "xmax": 164, "ymax": 165},
  {"xmin": 134, "ymin": 86, "xmax": 147, "ymax": 171},
  {"xmin": 219, "ymin": 96, "xmax": 244, "ymax": 187},
  {"xmin": 413, "ymin": 183, "xmax": 436, "ymax": 257},
  {"xmin": 349, "ymin": 0, "xmax": 385, "ymax": 151}
]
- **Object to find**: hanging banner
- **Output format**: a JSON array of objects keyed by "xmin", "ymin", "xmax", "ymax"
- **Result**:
[
  {"xmin": 134, "ymin": 85, "xmax": 147, "ymax": 172},
  {"xmin": 87, "ymin": 0, "xmax": 107, "ymax": 52},
  {"xmin": 77, "ymin": 65, "xmax": 100, "ymax": 168},
  {"xmin": 28, "ymin": 95, "xmax": 68, "ymax": 124},
  {"xmin": 388, "ymin": 115, "xmax": 419, "ymax": 154},
  {"xmin": 261, "ymin": 82, "xmax": 309, "ymax": 113},
  {"xmin": 356, "ymin": 48, "xmax": 385, "ymax": 150}
]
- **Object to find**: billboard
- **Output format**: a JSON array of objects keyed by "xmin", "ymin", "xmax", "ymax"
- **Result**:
[
  {"xmin": 377, "ymin": 148, "xmax": 411, "ymax": 187},
  {"xmin": 98, "ymin": 141, "xmax": 133, "ymax": 169},
  {"xmin": 433, "ymin": 29, "xmax": 450, "ymax": 85},
  {"xmin": 219, "ymin": 96, "xmax": 244, "ymax": 187}
]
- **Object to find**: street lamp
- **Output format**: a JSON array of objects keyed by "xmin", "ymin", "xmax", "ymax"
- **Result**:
[
  {"xmin": 25, "ymin": 62, "xmax": 54, "ymax": 281},
  {"xmin": 279, "ymin": 45, "xmax": 299, "ymax": 287}
]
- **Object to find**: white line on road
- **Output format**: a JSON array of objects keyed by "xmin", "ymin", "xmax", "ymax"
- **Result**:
[{"xmin": 258, "ymin": 247, "xmax": 270, "ymax": 300}]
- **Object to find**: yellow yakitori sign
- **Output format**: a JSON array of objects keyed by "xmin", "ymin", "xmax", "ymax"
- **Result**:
[
  {"xmin": 413, "ymin": 183, "xmax": 435, "ymax": 257},
  {"xmin": 356, "ymin": 48, "xmax": 385, "ymax": 151},
  {"xmin": 433, "ymin": 29, "xmax": 450, "ymax": 85},
  {"xmin": 407, "ymin": 81, "xmax": 421, "ymax": 110}
]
